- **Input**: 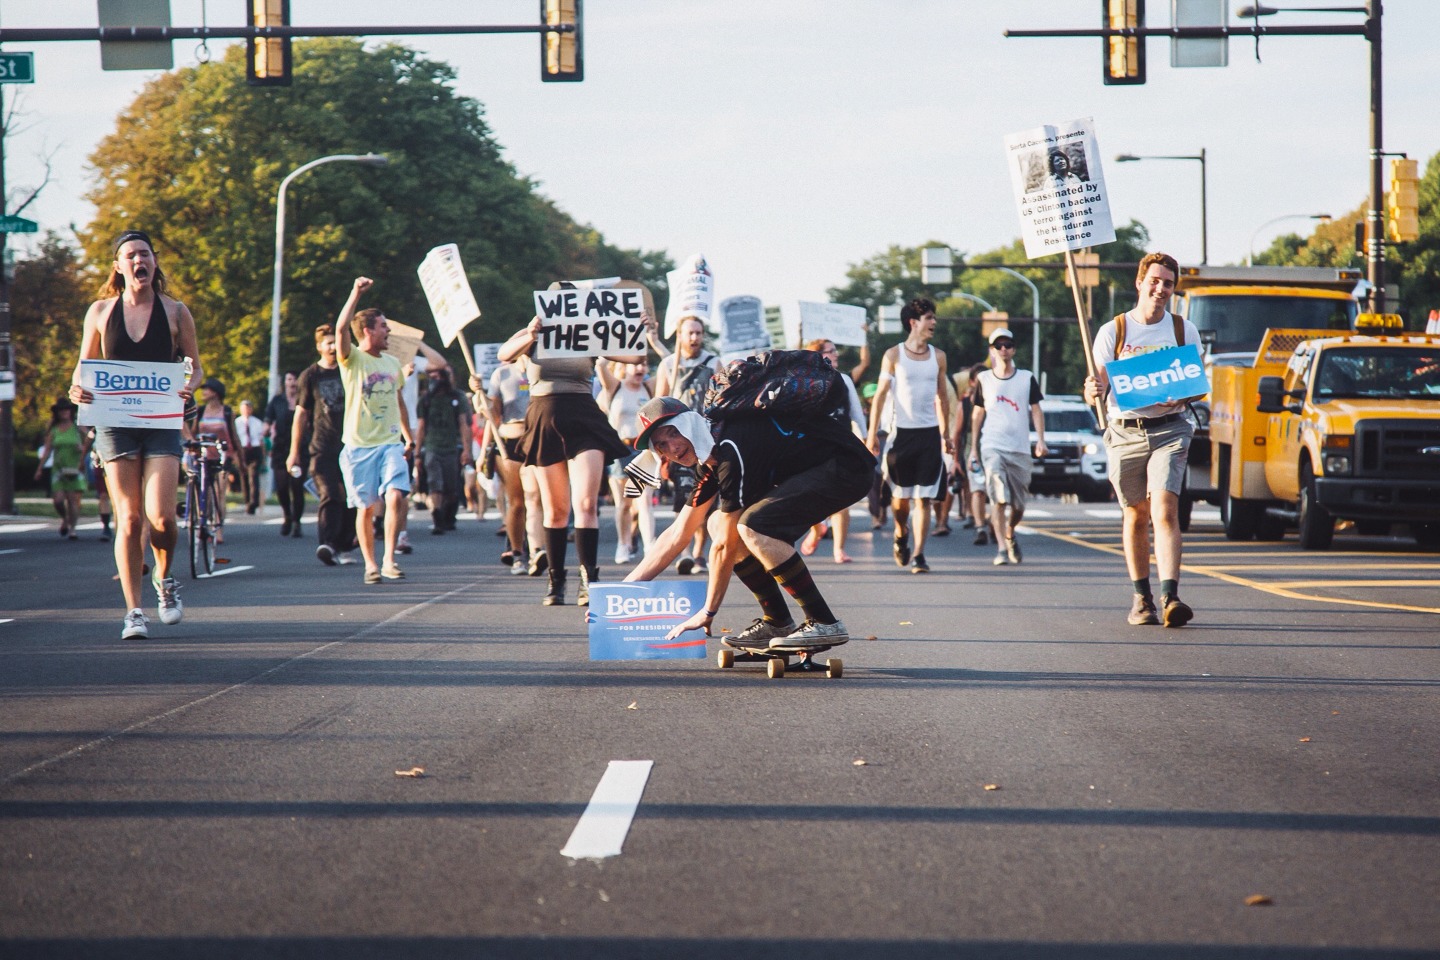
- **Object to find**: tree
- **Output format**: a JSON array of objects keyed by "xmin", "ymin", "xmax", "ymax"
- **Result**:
[
  {"xmin": 9, "ymin": 233, "xmax": 94, "ymax": 441},
  {"xmin": 81, "ymin": 39, "xmax": 670, "ymax": 406}
]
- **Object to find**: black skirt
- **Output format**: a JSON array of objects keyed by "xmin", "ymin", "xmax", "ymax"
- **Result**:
[{"xmin": 520, "ymin": 393, "xmax": 631, "ymax": 468}]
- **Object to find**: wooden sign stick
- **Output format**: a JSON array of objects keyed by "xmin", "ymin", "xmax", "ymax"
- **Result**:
[{"xmin": 1065, "ymin": 249, "xmax": 1108, "ymax": 425}]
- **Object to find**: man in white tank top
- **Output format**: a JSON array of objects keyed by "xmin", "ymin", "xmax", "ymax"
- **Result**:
[{"xmin": 865, "ymin": 298, "xmax": 951, "ymax": 574}]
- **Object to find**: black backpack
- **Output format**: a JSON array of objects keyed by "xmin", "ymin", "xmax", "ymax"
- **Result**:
[{"xmin": 702, "ymin": 350, "xmax": 846, "ymax": 422}]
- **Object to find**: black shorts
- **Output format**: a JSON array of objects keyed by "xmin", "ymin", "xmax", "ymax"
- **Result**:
[
  {"xmin": 737, "ymin": 451, "xmax": 873, "ymax": 545},
  {"xmin": 882, "ymin": 426, "xmax": 945, "ymax": 500},
  {"xmin": 500, "ymin": 435, "xmax": 526, "ymax": 463}
]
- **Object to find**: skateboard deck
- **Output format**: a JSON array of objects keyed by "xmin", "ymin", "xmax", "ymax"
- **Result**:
[{"xmin": 717, "ymin": 635, "xmax": 847, "ymax": 678}]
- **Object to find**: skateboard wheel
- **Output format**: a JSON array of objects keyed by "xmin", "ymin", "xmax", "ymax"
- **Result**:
[
  {"xmin": 767, "ymin": 657, "xmax": 785, "ymax": 679},
  {"xmin": 717, "ymin": 648, "xmax": 734, "ymax": 669},
  {"xmin": 826, "ymin": 658, "xmax": 843, "ymax": 679}
]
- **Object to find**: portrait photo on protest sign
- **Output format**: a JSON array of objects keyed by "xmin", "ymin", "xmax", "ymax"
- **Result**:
[
  {"xmin": 717, "ymin": 295, "xmax": 771, "ymax": 357},
  {"xmin": 586, "ymin": 581, "xmax": 710, "ymax": 660},
  {"xmin": 532, "ymin": 284, "xmax": 650, "ymax": 359},
  {"xmin": 77, "ymin": 359, "xmax": 187, "ymax": 429},
  {"xmin": 1104, "ymin": 343, "xmax": 1210, "ymax": 412},
  {"xmin": 1005, "ymin": 116, "xmax": 1115, "ymax": 259}
]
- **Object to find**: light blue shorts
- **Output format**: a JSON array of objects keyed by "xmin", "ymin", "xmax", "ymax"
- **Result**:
[{"xmin": 340, "ymin": 444, "xmax": 411, "ymax": 509}]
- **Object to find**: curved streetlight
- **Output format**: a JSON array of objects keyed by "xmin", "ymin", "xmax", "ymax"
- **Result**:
[
  {"xmin": 949, "ymin": 291, "xmax": 996, "ymax": 313},
  {"xmin": 1115, "ymin": 149, "xmax": 1208, "ymax": 265},
  {"xmin": 1248, "ymin": 213, "xmax": 1333, "ymax": 265},
  {"xmin": 268, "ymin": 152, "xmax": 389, "ymax": 400}
]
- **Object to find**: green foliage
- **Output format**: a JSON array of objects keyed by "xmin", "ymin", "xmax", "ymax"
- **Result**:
[
  {"xmin": 9, "ymin": 233, "xmax": 95, "ymax": 443},
  {"xmin": 827, "ymin": 223, "xmax": 1154, "ymax": 395},
  {"xmin": 79, "ymin": 39, "xmax": 670, "ymax": 406}
]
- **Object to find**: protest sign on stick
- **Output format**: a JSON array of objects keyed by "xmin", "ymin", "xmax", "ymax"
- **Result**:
[
  {"xmin": 472, "ymin": 342, "xmax": 503, "ymax": 383},
  {"xmin": 532, "ymin": 285, "xmax": 651, "ymax": 359},
  {"xmin": 1005, "ymin": 116, "xmax": 1117, "ymax": 422},
  {"xmin": 663, "ymin": 253, "xmax": 715, "ymax": 337},
  {"xmin": 797, "ymin": 301, "xmax": 867, "ymax": 347},
  {"xmin": 417, "ymin": 244, "xmax": 482, "ymax": 373},
  {"xmin": 717, "ymin": 295, "xmax": 771, "ymax": 357}
]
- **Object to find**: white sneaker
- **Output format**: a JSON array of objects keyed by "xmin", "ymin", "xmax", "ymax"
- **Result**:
[
  {"xmin": 397, "ymin": 531, "xmax": 413, "ymax": 555},
  {"xmin": 769, "ymin": 618, "xmax": 848, "ymax": 649},
  {"xmin": 336, "ymin": 551, "xmax": 358, "ymax": 566},
  {"xmin": 993, "ymin": 552, "xmax": 1010, "ymax": 566},
  {"xmin": 121, "ymin": 609, "xmax": 149, "ymax": 640},
  {"xmin": 614, "ymin": 543, "xmax": 632, "ymax": 564},
  {"xmin": 154, "ymin": 576, "xmax": 183, "ymax": 626}
]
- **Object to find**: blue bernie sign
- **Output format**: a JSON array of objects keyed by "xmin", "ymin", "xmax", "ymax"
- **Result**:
[
  {"xmin": 1104, "ymin": 343, "xmax": 1210, "ymax": 412},
  {"xmin": 586, "ymin": 581, "xmax": 710, "ymax": 661}
]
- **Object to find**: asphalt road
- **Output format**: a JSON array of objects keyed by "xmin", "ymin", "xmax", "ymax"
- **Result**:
[{"xmin": 2, "ymin": 501, "xmax": 1438, "ymax": 959}]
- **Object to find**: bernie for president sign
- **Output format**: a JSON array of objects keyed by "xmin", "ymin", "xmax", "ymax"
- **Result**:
[
  {"xmin": 1104, "ymin": 343, "xmax": 1210, "ymax": 412},
  {"xmin": 585, "ymin": 581, "xmax": 710, "ymax": 661}
]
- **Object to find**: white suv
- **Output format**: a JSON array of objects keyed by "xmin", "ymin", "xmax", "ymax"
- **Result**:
[{"xmin": 1029, "ymin": 396, "xmax": 1111, "ymax": 502}]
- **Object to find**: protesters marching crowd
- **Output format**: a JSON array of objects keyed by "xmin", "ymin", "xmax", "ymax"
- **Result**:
[{"xmin": 58, "ymin": 232, "xmax": 1198, "ymax": 643}]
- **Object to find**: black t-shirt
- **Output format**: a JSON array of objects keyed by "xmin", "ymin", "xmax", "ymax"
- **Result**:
[
  {"xmin": 296, "ymin": 363, "xmax": 345, "ymax": 458},
  {"xmin": 264, "ymin": 393, "xmax": 296, "ymax": 460},
  {"xmin": 693, "ymin": 415, "xmax": 873, "ymax": 513}
]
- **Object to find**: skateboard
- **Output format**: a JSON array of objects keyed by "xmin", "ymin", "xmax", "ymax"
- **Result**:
[{"xmin": 718, "ymin": 636, "xmax": 847, "ymax": 679}]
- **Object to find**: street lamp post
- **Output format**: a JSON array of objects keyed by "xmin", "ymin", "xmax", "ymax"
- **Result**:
[
  {"xmin": 1248, "ymin": 213, "xmax": 1334, "ymax": 265},
  {"xmin": 269, "ymin": 152, "xmax": 388, "ymax": 400},
  {"xmin": 1115, "ymin": 149, "xmax": 1208, "ymax": 264},
  {"xmin": 950, "ymin": 291, "xmax": 996, "ymax": 313}
]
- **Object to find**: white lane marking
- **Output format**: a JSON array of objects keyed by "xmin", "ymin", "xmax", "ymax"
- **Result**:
[
  {"xmin": 197, "ymin": 565, "xmax": 255, "ymax": 578},
  {"xmin": 1085, "ymin": 508, "xmax": 1124, "ymax": 519},
  {"xmin": 0, "ymin": 619, "xmax": 13, "ymax": 625},
  {"xmin": 0, "ymin": 524, "xmax": 50, "ymax": 535},
  {"xmin": 561, "ymin": 760, "xmax": 654, "ymax": 861},
  {"xmin": 0, "ymin": 548, "xmax": 22, "ymax": 556},
  {"xmin": 1023, "ymin": 509, "xmax": 1054, "ymax": 518}
]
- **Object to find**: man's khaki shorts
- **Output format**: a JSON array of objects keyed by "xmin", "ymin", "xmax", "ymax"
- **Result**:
[{"xmin": 1103, "ymin": 416, "xmax": 1193, "ymax": 508}]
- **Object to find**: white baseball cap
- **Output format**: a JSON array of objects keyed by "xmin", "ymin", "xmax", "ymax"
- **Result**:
[{"xmin": 988, "ymin": 328, "xmax": 1016, "ymax": 345}]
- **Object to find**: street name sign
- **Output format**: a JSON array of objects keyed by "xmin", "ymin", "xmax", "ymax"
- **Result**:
[
  {"xmin": 0, "ymin": 215, "xmax": 38, "ymax": 233},
  {"xmin": 0, "ymin": 53, "xmax": 35, "ymax": 84}
]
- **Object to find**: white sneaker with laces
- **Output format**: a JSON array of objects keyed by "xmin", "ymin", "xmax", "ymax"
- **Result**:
[
  {"xmin": 121, "ymin": 609, "xmax": 149, "ymax": 640},
  {"xmin": 336, "ymin": 551, "xmax": 358, "ymax": 566},
  {"xmin": 154, "ymin": 576, "xmax": 184, "ymax": 626},
  {"xmin": 729, "ymin": 617, "xmax": 797, "ymax": 649},
  {"xmin": 769, "ymin": 618, "xmax": 848, "ymax": 649}
]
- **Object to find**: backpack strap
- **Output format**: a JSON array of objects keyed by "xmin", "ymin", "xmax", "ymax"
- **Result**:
[
  {"xmin": 1113, "ymin": 313, "xmax": 1127, "ymax": 358},
  {"xmin": 1172, "ymin": 312, "xmax": 1185, "ymax": 347}
]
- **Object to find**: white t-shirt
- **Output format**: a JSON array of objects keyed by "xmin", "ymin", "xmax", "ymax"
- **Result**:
[
  {"xmin": 975, "ymin": 368, "xmax": 1042, "ymax": 454},
  {"xmin": 1091, "ymin": 309, "xmax": 1201, "ymax": 421},
  {"xmin": 234, "ymin": 414, "xmax": 265, "ymax": 448}
]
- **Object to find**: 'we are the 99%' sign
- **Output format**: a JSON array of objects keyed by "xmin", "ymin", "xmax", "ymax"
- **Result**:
[{"xmin": 532, "ymin": 287, "xmax": 649, "ymax": 359}]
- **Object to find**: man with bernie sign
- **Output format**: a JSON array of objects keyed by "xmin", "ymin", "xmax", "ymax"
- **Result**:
[{"xmin": 1083, "ymin": 252, "xmax": 1203, "ymax": 631}]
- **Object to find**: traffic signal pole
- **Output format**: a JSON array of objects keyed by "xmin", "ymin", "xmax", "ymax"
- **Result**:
[
  {"xmin": 0, "ymin": 84, "xmax": 11, "ymax": 514},
  {"xmin": 0, "ymin": 23, "xmax": 570, "ymax": 42},
  {"xmin": 1006, "ymin": 11, "xmax": 1386, "ymax": 312}
]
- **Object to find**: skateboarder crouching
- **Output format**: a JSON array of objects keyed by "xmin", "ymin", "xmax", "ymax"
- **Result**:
[{"xmin": 623, "ymin": 396, "xmax": 875, "ymax": 648}]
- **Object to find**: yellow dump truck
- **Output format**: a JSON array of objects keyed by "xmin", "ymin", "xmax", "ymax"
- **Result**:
[
  {"xmin": 1171, "ymin": 266, "xmax": 1362, "ymax": 529},
  {"xmin": 1209, "ymin": 317, "xmax": 1440, "ymax": 549}
]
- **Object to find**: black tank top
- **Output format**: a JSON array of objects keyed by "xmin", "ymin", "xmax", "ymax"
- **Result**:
[{"xmin": 103, "ymin": 295, "xmax": 174, "ymax": 362}]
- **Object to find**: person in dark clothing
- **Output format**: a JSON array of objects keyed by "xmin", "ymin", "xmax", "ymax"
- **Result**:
[
  {"xmin": 414, "ymin": 365, "xmax": 472, "ymax": 534},
  {"xmin": 625, "ymin": 395, "xmax": 875, "ymax": 649},
  {"xmin": 287, "ymin": 324, "xmax": 356, "ymax": 566},
  {"xmin": 265, "ymin": 370, "xmax": 306, "ymax": 537}
]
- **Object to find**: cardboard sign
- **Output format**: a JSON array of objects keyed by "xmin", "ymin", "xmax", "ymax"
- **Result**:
[
  {"xmin": 1104, "ymin": 344, "xmax": 1210, "ymax": 412},
  {"xmin": 585, "ymin": 581, "xmax": 710, "ymax": 660},
  {"xmin": 76, "ymin": 360, "xmax": 186, "ymax": 429},
  {"xmin": 532, "ymin": 287, "xmax": 649, "ymax": 359},
  {"xmin": 798, "ymin": 301, "xmax": 867, "ymax": 347},
  {"xmin": 664, "ymin": 253, "xmax": 716, "ymax": 337},
  {"xmin": 1005, "ymin": 117, "xmax": 1116, "ymax": 259},
  {"xmin": 383, "ymin": 319, "xmax": 426, "ymax": 368},
  {"xmin": 472, "ymin": 342, "xmax": 502, "ymax": 382},
  {"xmin": 417, "ymin": 243, "xmax": 481, "ymax": 347},
  {"xmin": 717, "ymin": 295, "xmax": 771, "ymax": 356}
]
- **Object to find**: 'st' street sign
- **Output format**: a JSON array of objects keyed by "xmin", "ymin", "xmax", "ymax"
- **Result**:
[
  {"xmin": 0, "ymin": 215, "xmax": 39, "ymax": 233},
  {"xmin": 0, "ymin": 53, "xmax": 35, "ymax": 84}
]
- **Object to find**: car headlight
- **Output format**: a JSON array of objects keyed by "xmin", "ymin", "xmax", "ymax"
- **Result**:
[
  {"xmin": 1323, "ymin": 454, "xmax": 1351, "ymax": 475},
  {"xmin": 1083, "ymin": 442, "xmax": 1100, "ymax": 455}
]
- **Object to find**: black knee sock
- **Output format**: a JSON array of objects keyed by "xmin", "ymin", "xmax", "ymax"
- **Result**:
[
  {"xmin": 733, "ymin": 556, "xmax": 792, "ymax": 625},
  {"xmin": 575, "ymin": 527, "xmax": 599, "ymax": 572},
  {"xmin": 766, "ymin": 553, "xmax": 836, "ymax": 624},
  {"xmin": 545, "ymin": 526, "xmax": 569, "ymax": 573},
  {"xmin": 1133, "ymin": 578, "xmax": 1153, "ymax": 597},
  {"xmin": 1160, "ymin": 579, "xmax": 1178, "ymax": 600}
]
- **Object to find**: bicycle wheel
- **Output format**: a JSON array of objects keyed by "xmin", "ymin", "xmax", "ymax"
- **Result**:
[
  {"xmin": 187, "ymin": 479, "xmax": 202, "ymax": 580},
  {"xmin": 203, "ymin": 477, "xmax": 220, "ymax": 575}
]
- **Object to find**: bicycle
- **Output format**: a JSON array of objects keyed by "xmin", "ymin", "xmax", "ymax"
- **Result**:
[{"xmin": 182, "ymin": 433, "xmax": 228, "ymax": 579}]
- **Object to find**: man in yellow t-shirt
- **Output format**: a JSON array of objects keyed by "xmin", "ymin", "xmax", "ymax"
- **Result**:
[{"xmin": 337, "ymin": 276, "xmax": 414, "ymax": 585}]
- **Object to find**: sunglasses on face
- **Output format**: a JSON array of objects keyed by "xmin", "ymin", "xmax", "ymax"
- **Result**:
[{"xmin": 993, "ymin": 341, "xmax": 1015, "ymax": 350}]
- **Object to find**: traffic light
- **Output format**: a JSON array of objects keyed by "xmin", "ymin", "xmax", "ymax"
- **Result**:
[
  {"xmin": 1388, "ymin": 158, "xmax": 1420, "ymax": 244},
  {"xmin": 1104, "ymin": 0, "xmax": 1146, "ymax": 85},
  {"xmin": 541, "ymin": 0, "xmax": 583, "ymax": 82},
  {"xmin": 247, "ymin": 0, "xmax": 291, "ymax": 87}
]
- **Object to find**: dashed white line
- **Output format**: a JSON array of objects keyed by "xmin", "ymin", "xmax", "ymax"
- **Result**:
[
  {"xmin": 561, "ymin": 760, "xmax": 654, "ymax": 861},
  {"xmin": 197, "ymin": 565, "xmax": 255, "ymax": 579}
]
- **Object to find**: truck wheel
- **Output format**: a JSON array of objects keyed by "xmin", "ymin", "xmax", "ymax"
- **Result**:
[
  {"xmin": 1178, "ymin": 493, "xmax": 1194, "ymax": 533},
  {"xmin": 1218, "ymin": 447, "xmax": 1256, "ymax": 541},
  {"xmin": 1296, "ymin": 461, "xmax": 1334, "ymax": 550}
]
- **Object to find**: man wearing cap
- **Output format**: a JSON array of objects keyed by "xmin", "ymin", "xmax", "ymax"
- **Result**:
[
  {"xmin": 624, "ymin": 394, "xmax": 875, "ymax": 649},
  {"xmin": 968, "ymin": 328, "xmax": 1046, "ymax": 566},
  {"xmin": 652, "ymin": 314, "xmax": 715, "ymax": 575},
  {"xmin": 1084, "ymin": 252, "xmax": 1198, "ymax": 628}
]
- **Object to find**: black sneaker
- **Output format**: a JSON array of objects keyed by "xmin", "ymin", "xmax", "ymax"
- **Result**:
[
  {"xmin": 910, "ymin": 553, "xmax": 930, "ymax": 574},
  {"xmin": 893, "ymin": 530, "xmax": 911, "ymax": 567},
  {"xmin": 973, "ymin": 528, "xmax": 989, "ymax": 546},
  {"xmin": 316, "ymin": 543, "xmax": 338, "ymax": 566}
]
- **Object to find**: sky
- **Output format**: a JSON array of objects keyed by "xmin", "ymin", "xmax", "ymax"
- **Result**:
[{"xmin": 3, "ymin": 1, "xmax": 1437, "ymax": 314}]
